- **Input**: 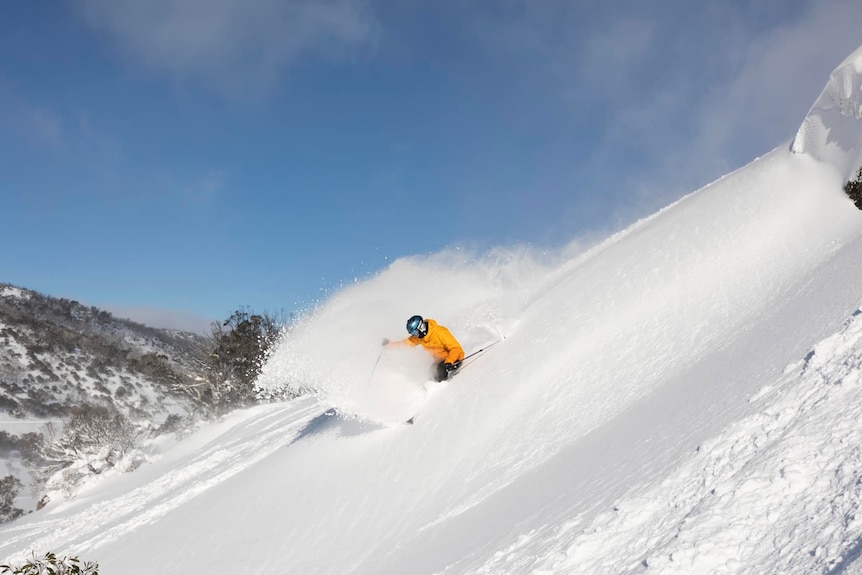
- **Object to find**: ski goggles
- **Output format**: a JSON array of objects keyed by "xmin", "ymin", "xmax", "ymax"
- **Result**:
[{"xmin": 408, "ymin": 321, "xmax": 425, "ymax": 337}]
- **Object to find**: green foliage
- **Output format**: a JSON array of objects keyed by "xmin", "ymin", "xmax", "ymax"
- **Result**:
[
  {"xmin": 1, "ymin": 552, "xmax": 98, "ymax": 575},
  {"xmin": 844, "ymin": 166, "xmax": 862, "ymax": 210}
]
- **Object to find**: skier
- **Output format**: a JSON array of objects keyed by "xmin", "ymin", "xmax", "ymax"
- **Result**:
[{"xmin": 384, "ymin": 315, "xmax": 465, "ymax": 382}]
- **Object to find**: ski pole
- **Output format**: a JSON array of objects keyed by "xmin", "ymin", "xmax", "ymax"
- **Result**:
[
  {"xmin": 462, "ymin": 336, "xmax": 505, "ymax": 362},
  {"xmin": 367, "ymin": 349, "xmax": 383, "ymax": 384}
]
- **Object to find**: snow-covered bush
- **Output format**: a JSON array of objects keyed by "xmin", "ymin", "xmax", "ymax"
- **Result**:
[
  {"xmin": 844, "ymin": 166, "xmax": 862, "ymax": 209},
  {"xmin": 1, "ymin": 552, "xmax": 99, "ymax": 575},
  {"xmin": 35, "ymin": 404, "xmax": 147, "ymax": 498}
]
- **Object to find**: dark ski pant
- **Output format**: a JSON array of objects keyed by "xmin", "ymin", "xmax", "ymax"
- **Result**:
[{"xmin": 433, "ymin": 361, "xmax": 449, "ymax": 382}]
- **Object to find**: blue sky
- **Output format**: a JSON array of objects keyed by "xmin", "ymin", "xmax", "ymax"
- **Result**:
[{"xmin": 2, "ymin": 0, "xmax": 861, "ymax": 332}]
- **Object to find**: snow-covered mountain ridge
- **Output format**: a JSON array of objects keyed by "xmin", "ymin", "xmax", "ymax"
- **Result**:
[
  {"xmin": 4, "ymin": 45, "xmax": 862, "ymax": 575},
  {"xmin": 0, "ymin": 284, "xmax": 209, "ymax": 515},
  {"xmin": 0, "ymin": 284, "xmax": 207, "ymax": 421}
]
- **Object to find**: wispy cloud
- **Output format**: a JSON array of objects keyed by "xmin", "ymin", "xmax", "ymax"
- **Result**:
[
  {"xmin": 653, "ymin": 0, "xmax": 862, "ymax": 199},
  {"xmin": 75, "ymin": 0, "xmax": 379, "ymax": 97},
  {"xmin": 470, "ymin": 0, "xmax": 862, "ymax": 221},
  {"xmin": 0, "ymin": 81, "xmax": 224, "ymax": 208},
  {"xmin": 0, "ymin": 82, "xmax": 118, "ymax": 156},
  {"xmin": 0, "ymin": 84, "xmax": 65, "ymax": 151}
]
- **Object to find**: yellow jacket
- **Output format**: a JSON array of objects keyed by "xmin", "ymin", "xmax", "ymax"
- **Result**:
[{"xmin": 397, "ymin": 318, "xmax": 464, "ymax": 364}]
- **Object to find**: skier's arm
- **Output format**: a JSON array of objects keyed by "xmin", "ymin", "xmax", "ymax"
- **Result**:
[
  {"xmin": 438, "ymin": 327, "xmax": 464, "ymax": 363},
  {"xmin": 383, "ymin": 337, "xmax": 420, "ymax": 348},
  {"xmin": 444, "ymin": 346, "xmax": 464, "ymax": 364}
]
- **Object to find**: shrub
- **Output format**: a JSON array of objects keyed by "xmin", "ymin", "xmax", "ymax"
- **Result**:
[
  {"xmin": 844, "ymin": 166, "xmax": 862, "ymax": 210},
  {"xmin": 40, "ymin": 405, "xmax": 140, "ymax": 469},
  {"xmin": 155, "ymin": 413, "xmax": 185, "ymax": 435},
  {"xmin": 1, "ymin": 552, "xmax": 99, "ymax": 575},
  {"xmin": 34, "ymin": 404, "xmax": 145, "ymax": 497},
  {"xmin": 0, "ymin": 432, "xmax": 16, "ymax": 454},
  {"xmin": 0, "ymin": 475, "xmax": 24, "ymax": 523},
  {"xmin": 204, "ymin": 308, "xmax": 286, "ymax": 409}
]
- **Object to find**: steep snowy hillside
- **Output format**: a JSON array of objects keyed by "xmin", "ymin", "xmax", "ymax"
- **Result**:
[
  {"xmin": 3, "ymin": 45, "xmax": 862, "ymax": 575},
  {"xmin": 0, "ymin": 284, "xmax": 209, "ymax": 517},
  {"xmin": 0, "ymin": 284, "xmax": 207, "ymax": 421},
  {"xmin": 792, "ymin": 44, "xmax": 862, "ymax": 178}
]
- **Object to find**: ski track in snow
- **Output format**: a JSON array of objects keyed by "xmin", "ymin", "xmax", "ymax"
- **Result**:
[
  {"xmin": 0, "ymin": 399, "xmax": 321, "ymax": 562},
  {"xmin": 467, "ymin": 308, "xmax": 862, "ymax": 575}
]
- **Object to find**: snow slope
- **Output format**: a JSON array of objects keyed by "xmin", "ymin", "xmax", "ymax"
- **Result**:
[
  {"xmin": 793, "ymin": 44, "xmax": 862, "ymax": 178},
  {"xmin": 3, "ymin": 45, "xmax": 862, "ymax": 575}
]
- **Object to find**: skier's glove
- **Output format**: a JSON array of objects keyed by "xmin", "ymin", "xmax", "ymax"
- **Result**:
[
  {"xmin": 382, "ymin": 338, "xmax": 390, "ymax": 346},
  {"xmin": 444, "ymin": 362, "xmax": 457, "ymax": 373}
]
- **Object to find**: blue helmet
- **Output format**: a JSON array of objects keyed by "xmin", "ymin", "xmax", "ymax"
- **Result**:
[{"xmin": 406, "ymin": 315, "xmax": 427, "ymax": 338}]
